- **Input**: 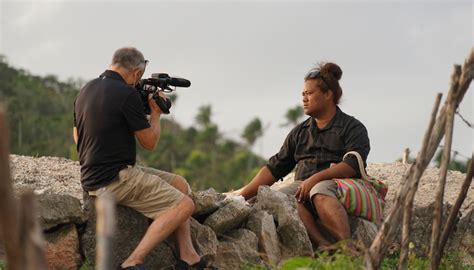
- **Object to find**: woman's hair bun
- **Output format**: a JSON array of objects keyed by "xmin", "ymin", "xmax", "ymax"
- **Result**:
[{"xmin": 321, "ymin": 62, "xmax": 343, "ymax": 81}]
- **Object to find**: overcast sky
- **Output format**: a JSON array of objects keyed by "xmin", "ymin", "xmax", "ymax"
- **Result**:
[{"xmin": 1, "ymin": 0, "xmax": 472, "ymax": 163}]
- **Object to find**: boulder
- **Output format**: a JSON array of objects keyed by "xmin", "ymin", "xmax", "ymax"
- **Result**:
[
  {"xmin": 191, "ymin": 188, "xmax": 226, "ymax": 217},
  {"xmin": 190, "ymin": 218, "xmax": 218, "ymax": 262},
  {"xmin": 214, "ymin": 229, "xmax": 263, "ymax": 269},
  {"xmin": 203, "ymin": 201, "xmax": 251, "ymax": 235},
  {"xmin": 245, "ymin": 210, "xmax": 281, "ymax": 266},
  {"xmin": 350, "ymin": 217, "xmax": 378, "ymax": 248},
  {"xmin": 447, "ymin": 209, "xmax": 473, "ymax": 266},
  {"xmin": 81, "ymin": 194, "xmax": 176, "ymax": 269},
  {"xmin": 254, "ymin": 186, "xmax": 313, "ymax": 258},
  {"xmin": 44, "ymin": 223, "xmax": 81, "ymax": 270},
  {"xmin": 37, "ymin": 194, "xmax": 86, "ymax": 231}
]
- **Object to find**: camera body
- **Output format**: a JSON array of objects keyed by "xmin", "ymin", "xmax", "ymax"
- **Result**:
[{"xmin": 136, "ymin": 73, "xmax": 191, "ymax": 114}]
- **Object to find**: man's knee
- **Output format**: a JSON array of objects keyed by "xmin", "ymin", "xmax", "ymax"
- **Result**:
[
  {"xmin": 177, "ymin": 195, "xmax": 195, "ymax": 216},
  {"xmin": 171, "ymin": 175, "xmax": 191, "ymax": 194}
]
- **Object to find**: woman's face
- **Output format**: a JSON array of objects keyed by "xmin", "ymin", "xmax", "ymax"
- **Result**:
[{"xmin": 302, "ymin": 79, "xmax": 332, "ymax": 117}]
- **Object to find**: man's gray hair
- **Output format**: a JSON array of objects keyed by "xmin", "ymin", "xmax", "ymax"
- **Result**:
[{"xmin": 111, "ymin": 47, "xmax": 146, "ymax": 71}]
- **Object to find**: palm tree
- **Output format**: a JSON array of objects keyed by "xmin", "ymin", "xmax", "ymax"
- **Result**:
[
  {"xmin": 281, "ymin": 105, "xmax": 304, "ymax": 127},
  {"xmin": 195, "ymin": 105, "xmax": 212, "ymax": 129},
  {"xmin": 241, "ymin": 117, "xmax": 263, "ymax": 148}
]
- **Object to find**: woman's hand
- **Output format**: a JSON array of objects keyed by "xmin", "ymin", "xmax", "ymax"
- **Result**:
[{"xmin": 295, "ymin": 177, "xmax": 318, "ymax": 203}]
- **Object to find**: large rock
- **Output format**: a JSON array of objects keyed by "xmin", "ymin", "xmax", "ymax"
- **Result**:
[
  {"xmin": 203, "ymin": 201, "xmax": 251, "ymax": 235},
  {"xmin": 81, "ymin": 194, "xmax": 176, "ymax": 269},
  {"xmin": 449, "ymin": 209, "xmax": 473, "ymax": 266},
  {"xmin": 350, "ymin": 217, "xmax": 378, "ymax": 248},
  {"xmin": 190, "ymin": 218, "xmax": 218, "ymax": 263},
  {"xmin": 191, "ymin": 188, "xmax": 226, "ymax": 217},
  {"xmin": 44, "ymin": 223, "xmax": 81, "ymax": 270},
  {"xmin": 254, "ymin": 186, "xmax": 313, "ymax": 258},
  {"xmin": 246, "ymin": 210, "xmax": 281, "ymax": 266},
  {"xmin": 214, "ymin": 228, "xmax": 263, "ymax": 269},
  {"xmin": 403, "ymin": 202, "xmax": 453, "ymax": 256},
  {"xmin": 37, "ymin": 194, "xmax": 86, "ymax": 231}
]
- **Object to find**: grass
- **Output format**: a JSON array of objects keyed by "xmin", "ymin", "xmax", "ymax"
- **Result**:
[
  {"xmin": 79, "ymin": 259, "xmax": 94, "ymax": 270},
  {"xmin": 242, "ymin": 248, "xmax": 472, "ymax": 270}
]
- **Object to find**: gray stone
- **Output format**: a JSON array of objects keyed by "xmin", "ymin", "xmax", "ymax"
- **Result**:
[
  {"xmin": 214, "ymin": 229, "xmax": 263, "ymax": 269},
  {"xmin": 37, "ymin": 193, "xmax": 86, "ymax": 230},
  {"xmin": 190, "ymin": 217, "xmax": 218, "ymax": 263},
  {"xmin": 448, "ymin": 209, "xmax": 473, "ymax": 266},
  {"xmin": 191, "ymin": 188, "xmax": 226, "ymax": 217},
  {"xmin": 203, "ymin": 201, "xmax": 251, "ymax": 235},
  {"xmin": 350, "ymin": 217, "xmax": 378, "ymax": 248},
  {"xmin": 254, "ymin": 186, "xmax": 313, "ymax": 258},
  {"xmin": 246, "ymin": 210, "xmax": 281, "ymax": 266},
  {"xmin": 81, "ymin": 194, "xmax": 176, "ymax": 269}
]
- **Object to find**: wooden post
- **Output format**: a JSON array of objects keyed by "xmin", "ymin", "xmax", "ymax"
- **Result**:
[
  {"xmin": 95, "ymin": 191, "xmax": 116, "ymax": 270},
  {"xmin": 428, "ymin": 87, "xmax": 458, "ymax": 270},
  {"xmin": 18, "ymin": 191, "xmax": 48, "ymax": 270},
  {"xmin": 369, "ymin": 48, "xmax": 473, "ymax": 269},
  {"xmin": 434, "ymin": 155, "xmax": 473, "ymax": 268},
  {"xmin": 398, "ymin": 92, "xmax": 444, "ymax": 270},
  {"xmin": 402, "ymin": 148, "xmax": 410, "ymax": 164},
  {"xmin": 0, "ymin": 105, "xmax": 22, "ymax": 270},
  {"xmin": 370, "ymin": 93, "xmax": 442, "ymax": 268}
]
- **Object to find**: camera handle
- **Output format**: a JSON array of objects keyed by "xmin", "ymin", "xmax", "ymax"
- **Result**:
[{"xmin": 154, "ymin": 93, "xmax": 172, "ymax": 114}]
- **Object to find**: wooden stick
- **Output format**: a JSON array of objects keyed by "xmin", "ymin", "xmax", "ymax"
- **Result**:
[
  {"xmin": 435, "ymin": 155, "xmax": 473, "ymax": 268},
  {"xmin": 18, "ymin": 191, "xmax": 48, "ymax": 270},
  {"xmin": 428, "ymin": 87, "xmax": 457, "ymax": 270},
  {"xmin": 370, "ymin": 93, "xmax": 442, "ymax": 268},
  {"xmin": 369, "ymin": 48, "xmax": 474, "ymax": 269},
  {"xmin": 398, "ymin": 92, "xmax": 446, "ymax": 270},
  {"xmin": 402, "ymin": 148, "xmax": 410, "ymax": 164},
  {"xmin": 95, "ymin": 191, "xmax": 116, "ymax": 270},
  {"xmin": 424, "ymin": 48, "xmax": 474, "ymax": 161},
  {"xmin": 0, "ymin": 105, "xmax": 23, "ymax": 270}
]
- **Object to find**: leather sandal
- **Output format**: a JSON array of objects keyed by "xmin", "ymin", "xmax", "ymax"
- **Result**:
[{"xmin": 175, "ymin": 258, "xmax": 218, "ymax": 270}]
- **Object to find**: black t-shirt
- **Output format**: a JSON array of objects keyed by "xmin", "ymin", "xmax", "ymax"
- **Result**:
[
  {"xmin": 266, "ymin": 107, "xmax": 370, "ymax": 181},
  {"xmin": 74, "ymin": 70, "xmax": 150, "ymax": 191}
]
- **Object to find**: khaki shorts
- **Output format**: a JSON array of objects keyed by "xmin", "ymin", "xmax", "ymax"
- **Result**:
[
  {"xmin": 89, "ymin": 165, "xmax": 190, "ymax": 219},
  {"xmin": 275, "ymin": 179, "xmax": 338, "ymax": 199}
]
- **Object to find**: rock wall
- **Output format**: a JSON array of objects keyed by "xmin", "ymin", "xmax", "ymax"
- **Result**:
[{"xmin": 3, "ymin": 155, "xmax": 473, "ymax": 268}]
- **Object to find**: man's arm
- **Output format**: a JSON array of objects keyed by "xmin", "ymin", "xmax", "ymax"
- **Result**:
[
  {"xmin": 239, "ymin": 166, "xmax": 277, "ymax": 200},
  {"xmin": 295, "ymin": 161, "xmax": 356, "ymax": 202},
  {"xmin": 135, "ymin": 94, "xmax": 163, "ymax": 150}
]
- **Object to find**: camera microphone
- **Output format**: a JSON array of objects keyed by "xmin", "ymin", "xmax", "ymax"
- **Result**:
[{"xmin": 170, "ymin": 77, "xmax": 191, "ymax": 88}]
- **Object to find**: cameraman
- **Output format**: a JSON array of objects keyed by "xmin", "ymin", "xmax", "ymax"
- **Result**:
[{"xmin": 73, "ymin": 47, "xmax": 209, "ymax": 269}]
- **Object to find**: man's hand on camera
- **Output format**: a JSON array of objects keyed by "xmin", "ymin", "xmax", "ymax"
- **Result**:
[{"xmin": 148, "ymin": 93, "xmax": 164, "ymax": 116}]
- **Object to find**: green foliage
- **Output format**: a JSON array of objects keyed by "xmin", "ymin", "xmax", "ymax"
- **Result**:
[
  {"xmin": 434, "ymin": 148, "xmax": 471, "ymax": 173},
  {"xmin": 241, "ymin": 117, "xmax": 263, "ymax": 147},
  {"xmin": 0, "ymin": 260, "xmax": 5, "ymax": 270},
  {"xmin": 273, "ymin": 251, "xmax": 471, "ymax": 270},
  {"xmin": 279, "ymin": 253, "xmax": 364, "ymax": 270},
  {"xmin": 79, "ymin": 259, "xmax": 94, "ymax": 270},
  {"xmin": 0, "ymin": 57, "xmax": 77, "ymax": 158},
  {"xmin": 0, "ymin": 57, "xmax": 265, "ymax": 192},
  {"xmin": 281, "ymin": 105, "xmax": 304, "ymax": 127}
]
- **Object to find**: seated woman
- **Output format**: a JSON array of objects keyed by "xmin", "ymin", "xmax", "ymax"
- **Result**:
[{"xmin": 239, "ymin": 62, "xmax": 370, "ymax": 249}]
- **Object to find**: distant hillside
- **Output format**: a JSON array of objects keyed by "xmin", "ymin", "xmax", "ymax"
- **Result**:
[{"xmin": 0, "ymin": 57, "xmax": 265, "ymax": 191}]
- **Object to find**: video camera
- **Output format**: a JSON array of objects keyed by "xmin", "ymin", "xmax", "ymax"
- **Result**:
[{"xmin": 136, "ymin": 73, "xmax": 191, "ymax": 114}]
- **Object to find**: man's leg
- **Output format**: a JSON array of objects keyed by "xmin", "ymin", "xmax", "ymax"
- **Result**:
[
  {"xmin": 169, "ymin": 176, "xmax": 200, "ymax": 265},
  {"xmin": 122, "ymin": 196, "xmax": 195, "ymax": 267},
  {"xmin": 296, "ymin": 202, "xmax": 332, "ymax": 249},
  {"xmin": 313, "ymin": 194, "xmax": 350, "ymax": 241}
]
